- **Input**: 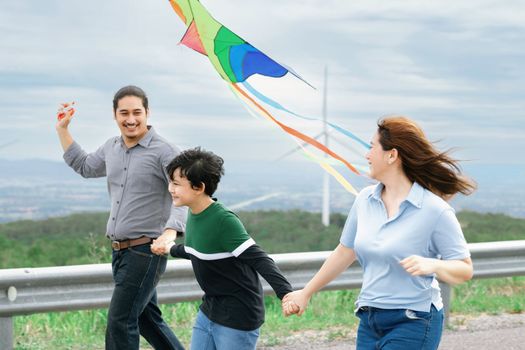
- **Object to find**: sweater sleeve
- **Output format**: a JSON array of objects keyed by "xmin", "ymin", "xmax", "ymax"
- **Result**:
[
  {"xmin": 169, "ymin": 243, "xmax": 191, "ymax": 260},
  {"xmin": 237, "ymin": 245, "xmax": 293, "ymax": 299}
]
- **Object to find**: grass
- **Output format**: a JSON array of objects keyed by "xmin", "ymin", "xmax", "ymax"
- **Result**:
[
  {"xmin": 4, "ymin": 210, "xmax": 524, "ymax": 348},
  {"xmin": 12, "ymin": 277, "xmax": 524, "ymax": 349},
  {"xmin": 451, "ymin": 276, "xmax": 525, "ymax": 314}
]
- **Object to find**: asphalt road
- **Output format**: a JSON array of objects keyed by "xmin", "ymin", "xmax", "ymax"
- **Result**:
[{"xmin": 258, "ymin": 313, "xmax": 525, "ymax": 349}]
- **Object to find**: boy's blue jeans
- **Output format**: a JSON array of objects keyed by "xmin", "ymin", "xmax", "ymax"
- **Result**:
[
  {"xmin": 190, "ymin": 310, "xmax": 260, "ymax": 350},
  {"xmin": 356, "ymin": 305, "xmax": 443, "ymax": 350},
  {"xmin": 106, "ymin": 243, "xmax": 185, "ymax": 350}
]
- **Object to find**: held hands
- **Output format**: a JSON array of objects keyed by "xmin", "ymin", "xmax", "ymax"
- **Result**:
[
  {"xmin": 399, "ymin": 255, "xmax": 438, "ymax": 276},
  {"xmin": 282, "ymin": 290, "xmax": 310, "ymax": 317},
  {"xmin": 150, "ymin": 238, "xmax": 175, "ymax": 255}
]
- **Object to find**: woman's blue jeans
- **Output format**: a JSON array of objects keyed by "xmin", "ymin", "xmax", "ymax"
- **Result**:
[
  {"xmin": 106, "ymin": 243, "xmax": 185, "ymax": 350},
  {"xmin": 356, "ymin": 305, "xmax": 443, "ymax": 350},
  {"xmin": 190, "ymin": 310, "xmax": 260, "ymax": 350}
]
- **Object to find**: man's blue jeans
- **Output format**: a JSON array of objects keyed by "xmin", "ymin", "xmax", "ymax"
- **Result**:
[
  {"xmin": 106, "ymin": 243, "xmax": 185, "ymax": 350},
  {"xmin": 355, "ymin": 305, "xmax": 443, "ymax": 350},
  {"xmin": 190, "ymin": 310, "xmax": 260, "ymax": 350}
]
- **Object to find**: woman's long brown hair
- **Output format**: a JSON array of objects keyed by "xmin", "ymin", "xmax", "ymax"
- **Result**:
[{"xmin": 377, "ymin": 116, "xmax": 476, "ymax": 199}]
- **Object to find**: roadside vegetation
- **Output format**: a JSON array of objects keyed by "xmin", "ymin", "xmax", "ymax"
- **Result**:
[{"xmin": 2, "ymin": 210, "xmax": 524, "ymax": 349}]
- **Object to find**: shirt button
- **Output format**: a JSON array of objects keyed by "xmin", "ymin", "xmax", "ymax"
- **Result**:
[
  {"xmin": 124, "ymin": 167, "xmax": 127, "ymax": 171},
  {"xmin": 121, "ymin": 184, "xmax": 124, "ymax": 187},
  {"xmin": 126, "ymin": 150, "xmax": 130, "ymax": 154},
  {"xmin": 116, "ymin": 201, "xmax": 120, "ymax": 204},
  {"xmin": 112, "ymin": 217, "xmax": 115, "ymax": 221}
]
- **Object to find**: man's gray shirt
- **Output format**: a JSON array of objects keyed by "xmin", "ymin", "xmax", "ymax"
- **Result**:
[{"xmin": 63, "ymin": 126, "xmax": 187, "ymax": 241}]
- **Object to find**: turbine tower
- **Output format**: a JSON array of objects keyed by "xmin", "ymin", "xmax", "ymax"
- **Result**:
[
  {"xmin": 321, "ymin": 66, "xmax": 330, "ymax": 227},
  {"xmin": 275, "ymin": 67, "xmax": 333, "ymax": 227}
]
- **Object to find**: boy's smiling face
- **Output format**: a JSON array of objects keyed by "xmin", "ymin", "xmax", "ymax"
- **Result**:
[{"xmin": 168, "ymin": 168, "xmax": 202, "ymax": 207}]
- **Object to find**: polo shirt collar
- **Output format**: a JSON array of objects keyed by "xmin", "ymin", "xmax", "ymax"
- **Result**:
[
  {"xmin": 369, "ymin": 183, "xmax": 384, "ymax": 201},
  {"xmin": 368, "ymin": 182, "xmax": 424, "ymax": 209},
  {"xmin": 405, "ymin": 182, "xmax": 424, "ymax": 208}
]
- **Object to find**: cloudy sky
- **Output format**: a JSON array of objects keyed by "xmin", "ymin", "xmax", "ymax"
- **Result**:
[{"xmin": 1, "ymin": 0, "xmax": 524, "ymax": 172}]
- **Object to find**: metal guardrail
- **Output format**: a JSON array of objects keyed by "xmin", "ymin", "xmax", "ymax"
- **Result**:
[{"xmin": 1, "ymin": 240, "xmax": 525, "ymax": 349}]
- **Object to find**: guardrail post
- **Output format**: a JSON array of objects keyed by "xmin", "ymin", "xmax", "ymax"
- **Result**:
[
  {"xmin": 440, "ymin": 282, "xmax": 451, "ymax": 327},
  {"xmin": 0, "ymin": 316, "xmax": 13, "ymax": 350}
]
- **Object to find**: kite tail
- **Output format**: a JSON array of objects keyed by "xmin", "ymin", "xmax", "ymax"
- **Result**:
[
  {"xmin": 168, "ymin": 0, "xmax": 187, "ymax": 24},
  {"xmin": 241, "ymin": 81, "xmax": 370, "ymax": 150},
  {"xmin": 230, "ymin": 82, "xmax": 361, "ymax": 194},
  {"xmin": 300, "ymin": 147, "xmax": 359, "ymax": 195},
  {"xmin": 231, "ymin": 83, "xmax": 359, "ymax": 174}
]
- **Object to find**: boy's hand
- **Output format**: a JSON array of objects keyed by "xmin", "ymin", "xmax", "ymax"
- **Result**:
[{"xmin": 151, "ymin": 239, "xmax": 175, "ymax": 255}]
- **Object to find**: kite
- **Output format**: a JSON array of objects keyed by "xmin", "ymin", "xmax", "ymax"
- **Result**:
[{"xmin": 168, "ymin": 0, "xmax": 369, "ymax": 194}]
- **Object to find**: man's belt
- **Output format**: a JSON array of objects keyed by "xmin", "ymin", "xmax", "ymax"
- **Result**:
[{"xmin": 111, "ymin": 236, "xmax": 153, "ymax": 251}]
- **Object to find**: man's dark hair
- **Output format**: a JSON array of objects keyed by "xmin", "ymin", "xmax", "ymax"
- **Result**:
[
  {"xmin": 113, "ymin": 85, "xmax": 148, "ymax": 113},
  {"xmin": 166, "ymin": 147, "xmax": 225, "ymax": 196}
]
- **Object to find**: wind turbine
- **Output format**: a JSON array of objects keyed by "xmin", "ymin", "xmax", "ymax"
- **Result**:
[
  {"xmin": 276, "ymin": 67, "xmax": 333, "ymax": 226},
  {"xmin": 276, "ymin": 66, "xmax": 369, "ymax": 226}
]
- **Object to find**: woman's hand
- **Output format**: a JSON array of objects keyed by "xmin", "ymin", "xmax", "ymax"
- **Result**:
[
  {"xmin": 282, "ymin": 289, "xmax": 311, "ymax": 316},
  {"xmin": 399, "ymin": 255, "xmax": 437, "ymax": 276}
]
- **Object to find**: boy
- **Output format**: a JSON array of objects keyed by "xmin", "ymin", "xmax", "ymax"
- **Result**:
[{"xmin": 151, "ymin": 147, "xmax": 293, "ymax": 350}]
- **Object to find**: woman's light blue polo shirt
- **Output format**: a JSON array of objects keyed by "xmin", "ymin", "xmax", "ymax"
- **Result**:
[{"xmin": 340, "ymin": 182, "xmax": 470, "ymax": 312}]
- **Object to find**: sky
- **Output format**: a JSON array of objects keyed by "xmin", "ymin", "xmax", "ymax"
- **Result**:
[{"xmin": 1, "ymin": 0, "xmax": 524, "ymax": 173}]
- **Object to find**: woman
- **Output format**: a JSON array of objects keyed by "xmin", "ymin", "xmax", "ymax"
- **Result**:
[{"xmin": 283, "ymin": 116, "xmax": 476, "ymax": 349}]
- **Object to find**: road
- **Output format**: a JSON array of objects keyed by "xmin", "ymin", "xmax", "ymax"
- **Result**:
[{"xmin": 258, "ymin": 313, "xmax": 525, "ymax": 349}]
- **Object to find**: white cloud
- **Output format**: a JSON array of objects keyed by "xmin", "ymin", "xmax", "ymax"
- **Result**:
[{"xmin": 0, "ymin": 0, "xmax": 523, "ymax": 166}]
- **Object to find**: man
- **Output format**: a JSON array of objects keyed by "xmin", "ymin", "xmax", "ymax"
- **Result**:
[{"xmin": 55, "ymin": 85, "xmax": 186, "ymax": 350}]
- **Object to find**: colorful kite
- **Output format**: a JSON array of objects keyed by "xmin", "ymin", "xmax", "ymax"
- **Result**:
[{"xmin": 168, "ymin": 0, "xmax": 369, "ymax": 194}]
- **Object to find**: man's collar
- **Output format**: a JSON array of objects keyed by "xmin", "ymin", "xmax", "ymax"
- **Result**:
[
  {"xmin": 119, "ymin": 125, "xmax": 154, "ymax": 148},
  {"xmin": 137, "ymin": 126, "xmax": 154, "ymax": 147}
]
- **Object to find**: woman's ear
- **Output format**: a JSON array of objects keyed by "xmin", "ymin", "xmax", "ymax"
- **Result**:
[{"xmin": 388, "ymin": 148, "xmax": 399, "ymax": 164}]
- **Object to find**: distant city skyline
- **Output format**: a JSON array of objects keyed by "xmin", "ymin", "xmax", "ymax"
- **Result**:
[{"xmin": 1, "ymin": 1, "xmax": 524, "ymax": 186}]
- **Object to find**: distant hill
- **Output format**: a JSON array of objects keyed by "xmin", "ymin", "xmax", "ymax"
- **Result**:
[{"xmin": 1, "ymin": 210, "xmax": 524, "ymax": 269}]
